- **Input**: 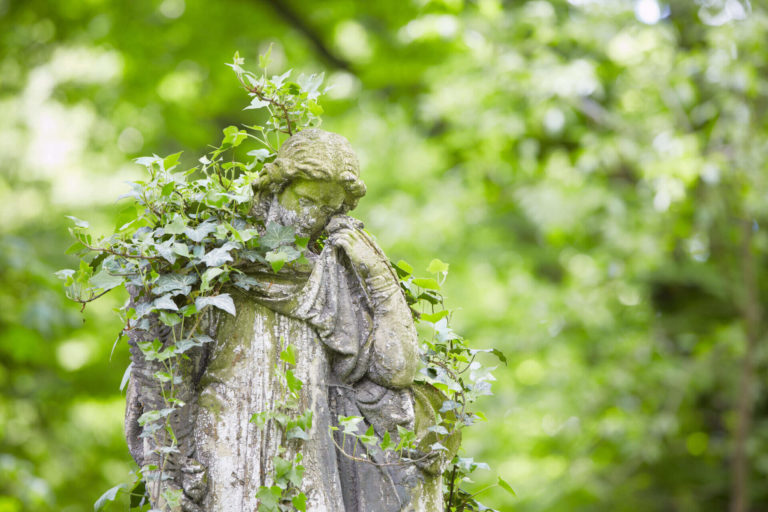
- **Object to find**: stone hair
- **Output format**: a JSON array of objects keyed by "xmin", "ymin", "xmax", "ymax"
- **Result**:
[{"xmin": 258, "ymin": 128, "xmax": 366, "ymax": 212}]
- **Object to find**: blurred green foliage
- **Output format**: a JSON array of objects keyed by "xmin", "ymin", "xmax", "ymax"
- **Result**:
[{"xmin": 1, "ymin": 0, "xmax": 767, "ymax": 510}]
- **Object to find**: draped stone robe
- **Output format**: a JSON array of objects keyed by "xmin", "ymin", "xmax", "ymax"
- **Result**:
[{"xmin": 126, "ymin": 225, "xmax": 446, "ymax": 512}]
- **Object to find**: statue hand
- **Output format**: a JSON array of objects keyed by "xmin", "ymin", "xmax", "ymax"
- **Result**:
[{"xmin": 330, "ymin": 227, "xmax": 389, "ymax": 279}]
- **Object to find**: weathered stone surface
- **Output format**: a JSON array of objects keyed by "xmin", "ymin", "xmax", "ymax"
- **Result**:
[
  {"xmin": 125, "ymin": 129, "xmax": 449, "ymax": 511},
  {"xmin": 196, "ymin": 296, "xmax": 344, "ymax": 510}
]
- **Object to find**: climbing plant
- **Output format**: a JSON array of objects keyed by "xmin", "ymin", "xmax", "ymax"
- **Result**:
[
  {"xmin": 398, "ymin": 260, "xmax": 512, "ymax": 511},
  {"xmin": 58, "ymin": 48, "xmax": 322, "ymax": 510},
  {"xmin": 250, "ymin": 342, "xmax": 312, "ymax": 511},
  {"xmin": 58, "ymin": 49, "xmax": 509, "ymax": 511}
]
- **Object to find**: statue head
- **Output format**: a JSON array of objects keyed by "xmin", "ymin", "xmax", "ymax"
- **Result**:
[{"xmin": 253, "ymin": 129, "xmax": 366, "ymax": 238}]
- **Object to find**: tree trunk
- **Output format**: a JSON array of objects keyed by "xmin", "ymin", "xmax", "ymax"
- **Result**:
[{"xmin": 729, "ymin": 221, "xmax": 761, "ymax": 512}]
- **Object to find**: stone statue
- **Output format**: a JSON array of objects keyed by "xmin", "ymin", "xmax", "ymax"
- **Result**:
[{"xmin": 124, "ymin": 129, "xmax": 453, "ymax": 511}]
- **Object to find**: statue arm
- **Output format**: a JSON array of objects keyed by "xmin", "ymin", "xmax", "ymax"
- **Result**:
[
  {"xmin": 330, "ymin": 225, "xmax": 419, "ymax": 388},
  {"xmin": 364, "ymin": 269, "xmax": 420, "ymax": 388}
]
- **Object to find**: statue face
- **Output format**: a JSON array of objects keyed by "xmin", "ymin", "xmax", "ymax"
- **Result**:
[{"xmin": 276, "ymin": 179, "xmax": 347, "ymax": 238}]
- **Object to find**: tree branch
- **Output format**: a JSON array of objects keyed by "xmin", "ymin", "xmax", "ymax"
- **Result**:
[
  {"xmin": 259, "ymin": 0, "xmax": 353, "ymax": 72},
  {"xmin": 729, "ymin": 219, "xmax": 762, "ymax": 512}
]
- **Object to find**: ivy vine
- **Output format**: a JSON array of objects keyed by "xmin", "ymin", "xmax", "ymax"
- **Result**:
[{"xmin": 396, "ymin": 260, "xmax": 514, "ymax": 511}]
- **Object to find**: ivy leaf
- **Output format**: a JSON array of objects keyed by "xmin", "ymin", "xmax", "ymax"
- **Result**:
[
  {"xmin": 420, "ymin": 310, "xmax": 449, "ymax": 323},
  {"xmin": 231, "ymin": 50, "xmax": 244, "ymax": 67},
  {"xmin": 161, "ymin": 181, "xmax": 175, "ymax": 198},
  {"xmin": 225, "ymin": 188, "xmax": 251, "ymax": 204},
  {"xmin": 214, "ymin": 223, "xmax": 229, "ymax": 240},
  {"xmin": 297, "ymin": 72, "xmax": 318, "ymax": 95},
  {"xmin": 250, "ymin": 411, "xmax": 270, "ymax": 427},
  {"xmin": 497, "ymin": 476, "xmax": 516, "ymax": 496},
  {"xmin": 491, "ymin": 348, "xmax": 508, "ymax": 365},
  {"xmin": 395, "ymin": 260, "xmax": 413, "ymax": 275},
  {"xmin": 174, "ymin": 339, "xmax": 196, "ymax": 354},
  {"xmin": 222, "ymin": 125, "xmax": 247, "ymax": 147},
  {"xmin": 434, "ymin": 318, "xmax": 459, "ymax": 343},
  {"xmin": 259, "ymin": 44, "xmax": 273, "ymax": 69},
  {"xmin": 232, "ymin": 226, "xmax": 259, "ymax": 243},
  {"xmin": 201, "ymin": 246, "xmax": 234, "ymax": 267},
  {"xmin": 129, "ymin": 479, "xmax": 146, "ymax": 508},
  {"xmin": 245, "ymin": 98, "xmax": 270, "ymax": 110},
  {"xmin": 233, "ymin": 273, "xmax": 260, "ymax": 291},
  {"xmin": 137, "ymin": 408, "xmax": 175, "ymax": 426},
  {"xmin": 247, "ymin": 148, "xmax": 271, "ymax": 161},
  {"xmin": 265, "ymin": 245, "xmax": 301, "ymax": 273},
  {"xmin": 200, "ymin": 267, "xmax": 225, "ymax": 293},
  {"xmin": 412, "ymin": 277, "xmax": 440, "ymax": 290},
  {"xmin": 90, "ymin": 270, "xmax": 123, "ymax": 291},
  {"xmin": 287, "ymin": 426, "xmax": 310, "ymax": 441},
  {"xmin": 94, "ymin": 483, "xmax": 126, "ymax": 511},
  {"xmin": 66, "ymin": 215, "xmax": 90, "ymax": 229},
  {"xmin": 119, "ymin": 363, "xmax": 132, "ymax": 392},
  {"xmin": 261, "ymin": 222, "xmax": 295, "ymax": 249},
  {"xmin": 115, "ymin": 204, "xmax": 138, "ymax": 232},
  {"xmin": 159, "ymin": 311, "xmax": 182, "ymax": 326},
  {"xmin": 185, "ymin": 221, "xmax": 217, "ymax": 242},
  {"xmin": 427, "ymin": 424, "xmax": 449, "ymax": 435},
  {"xmin": 195, "ymin": 294, "xmax": 236, "ymax": 316},
  {"xmin": 395, "ymin": 426, "xmax": 416, "ymax": 450},
  {"xmin": 135, "ymin": 155, "xmax": 161, "ymax": 168},
  {"xmin": 292, "ymin": 493, "xmax": 307, "ymax": 512},
  {"xmin": 285, "ymin": 369, "xmax": 303, "ymax": 393},
  {"xmin": 153, "ymin": 371, "xmax": 177, "ymax": 383},
  {"xmin": 297, "ymin": 410, "xmax": 313, "ymax": 430},
  {"xmin": 172, "ymin": 243, "xmax": 190, "ymax": 258},
  {"xmin": 241, "ymin": 250, "xmax": 266, "ymax": 264},
  {"xmin": 256, "ymin": 485, "xmax": 281, "ymax": 510},
  {"xmin": 153, "ymin": 293, "xmax": 179, "ymax": 311},
  {"xmin": 163, "ymin": 151, "xmax": 183, "ymax": 171},
  {"xmin": 286, "ymin": 463, "xmax": 304, "ymax": 488},
  {"xmin": 456, "ymin": 457, "xmax": 490, "ymax": 473},
  {"xmin": 65, "ymin": 241, "xmax": 86, "ymax": 255},
  {"xmin": 153, "ymin": 274, "xmax": 197, "ymax": 296},
  {"xmin": 55, "ymin": 269, "xmax": 75, "ymax": 283},
  {"xmin": 337, "ymin": 415, "xmax": 364, "ymax": 435},
  {"xmin": 307, "ymin": 99, "xmax": 323, "ymax": 116},
  {"xmin": 421, "ymin": 365, "xmax": 462, "ymax": 393},
  {"xmin": 360, "ymin": 425, "xmax": 378, "ymax": 446},
  {"xmin": 430, "ymin": 442, "xmax": 449, "ymax": 452},
  {"xmin": 439, "ymin": 400, "xmax": 461, "ymax": 413},
  {"xmin": 133, "ymin": 301, "xmax": 155, "ymax": 319},
  {"xmin": 280, "ymin": 344, "xmax": 296, "ymax": 365},
  {"xmin": 155, "ymin": 240, "xmax": 177, "ymax": 264},
  {"xmin": 164, "ymin": 215, "xmax": 187, "ymax": 235},
  {"xmin": 427, "ymin": 258, "xmax": 450, "ymax": 274},
  {"xmin": 196, "ymin": 334, "xmax": 214, "ymax": 344},
  {"xmin": 380, "ymin": 430, "xmax": 394, "ymax": 451}
]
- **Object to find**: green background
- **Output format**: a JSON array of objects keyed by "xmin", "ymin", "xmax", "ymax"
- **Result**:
[{"xmin": 1, "ymin": 0, "xmax": 767, "ymax": 510}]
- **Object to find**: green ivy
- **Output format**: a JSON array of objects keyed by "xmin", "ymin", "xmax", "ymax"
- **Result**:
[
  {"xmin": 250, "ymin": 341, "xmax": 310, "ymax": 511},
  {"xmin": 397, "ymin": 259, "xmax": 512, "ymax": 512}
]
